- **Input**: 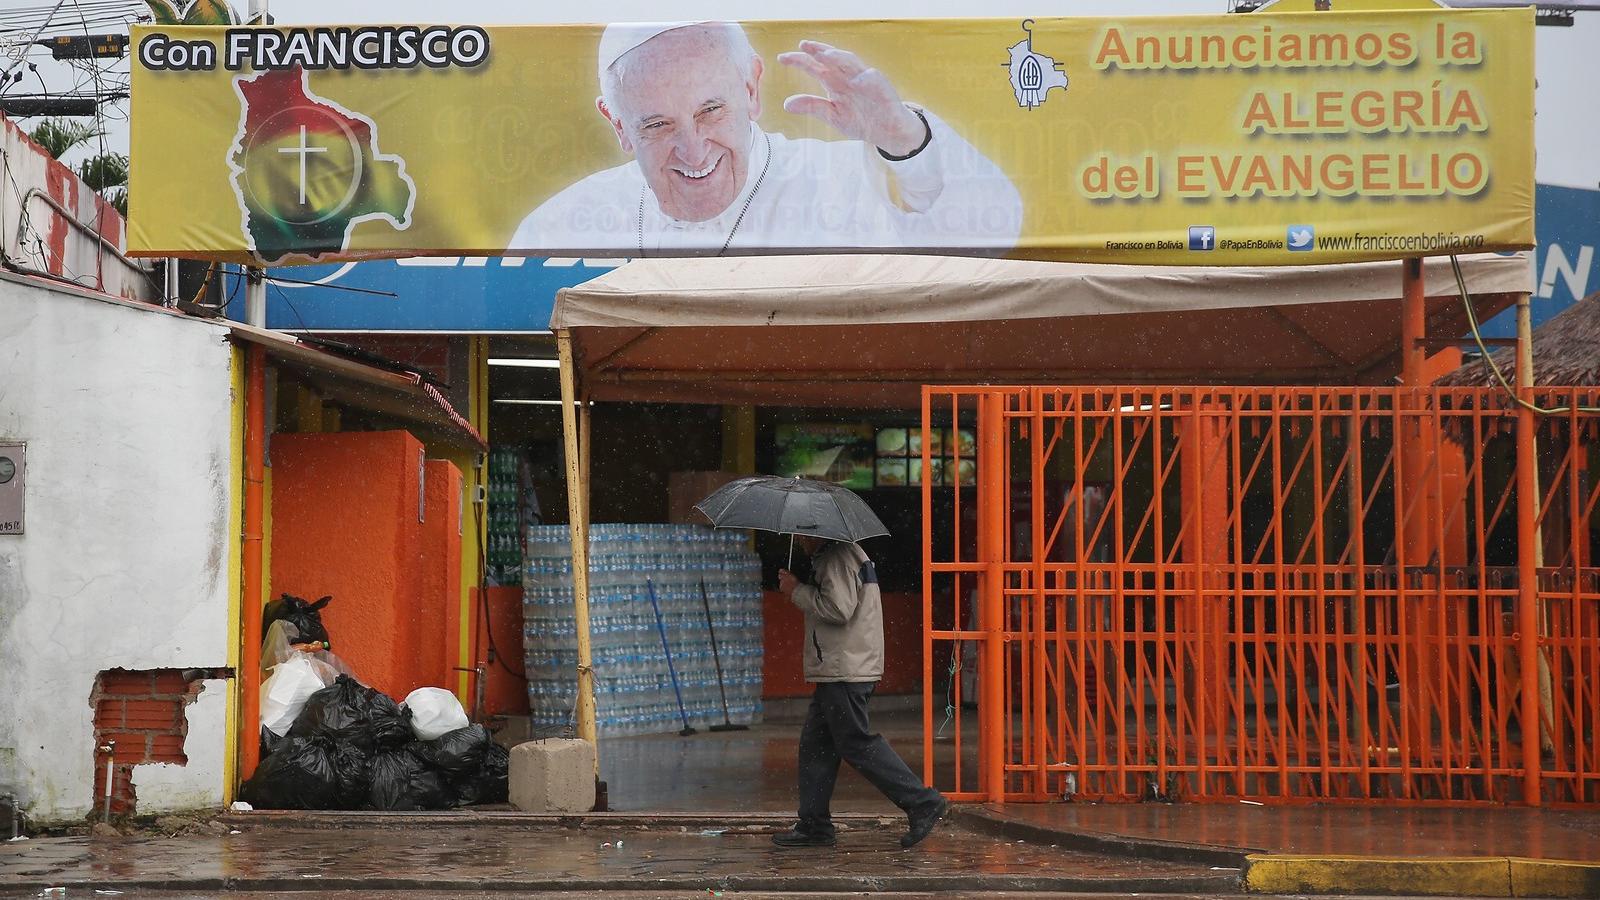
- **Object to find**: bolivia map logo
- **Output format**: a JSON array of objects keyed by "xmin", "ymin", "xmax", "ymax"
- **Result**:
[
  {"xmin": 227, "ymin": 67, "xmax": 415, "ymax": 265},
  {"xmin": 1004, "ymin": 19, "xmax": 1067, "ymax": 110}
]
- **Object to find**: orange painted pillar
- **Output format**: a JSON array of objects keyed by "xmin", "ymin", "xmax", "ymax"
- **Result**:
[
  {"xmin": 270, "ymin": 431, "xmax": 429, "ymax": 701},
  {"xmin": 422, "ymin": 459, "xmax": 463, "ymax": 696},
  {"xmin": 1180, "ymin": 397, "xmax": 1230, "ymax": 779},
  {"xmin": 1399, "ymin": 258, "xmax": 1441, "ymax": 762},
  {"xmin": 240, "ymin": 345, "xmax": 267, "ymax": 783},
  {"xmin": 978, "ymin": 393, "xmax": 1007, "ymax": 802},
  {"xmin": 1400, "ymin": 257, "xmax": 1434, "ymax": 560}
]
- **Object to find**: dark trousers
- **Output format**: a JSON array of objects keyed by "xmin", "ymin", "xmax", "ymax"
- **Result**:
[{"xmin": 797, "ymin": 681, "xmax": 941, "ymax": 834}]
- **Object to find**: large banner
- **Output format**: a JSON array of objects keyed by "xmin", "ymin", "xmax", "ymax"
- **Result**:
[{"xmin": 128, "ymin": 10, "xmax": 1534, "ymax": 266}]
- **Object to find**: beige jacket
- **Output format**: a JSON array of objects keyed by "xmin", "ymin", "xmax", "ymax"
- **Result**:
[{"xmin": 789, "ymin": 541, "xmax": 883, "ymax": 683}]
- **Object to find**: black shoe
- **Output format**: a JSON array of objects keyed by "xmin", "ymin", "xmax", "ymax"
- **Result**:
[
  {"xmin": 772, "ymin": 827, "xmax": 836, "ymax": 848},
  {"xmin": 900, "ymin": 797, "xmax": 949, "ymax": 849}
]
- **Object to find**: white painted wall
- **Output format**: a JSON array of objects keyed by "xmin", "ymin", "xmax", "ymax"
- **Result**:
[
  {"xmin": 0, "ymin": 273, "xmax": 235, "ymax": 824},
  {"xmin": 130, "ymin": 680, "xmax": 230, "ymax": 815},
  {"xmin": 0, "ymin": 115, "xmax": 156, "ymax": 303}
]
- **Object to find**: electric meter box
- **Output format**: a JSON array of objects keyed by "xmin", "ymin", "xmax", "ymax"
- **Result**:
[{"xmin": 0, "ymin": 443, "xmax": 25, "ymax": 535}]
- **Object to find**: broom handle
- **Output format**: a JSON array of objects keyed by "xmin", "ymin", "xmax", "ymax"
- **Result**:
[
  {"xmin": 647, "ymin": 577, "xmax": 692, "ymax": 731},
  {"xmin": 699, "ymin": 578, "xmax": 735, "ymax": 725}
]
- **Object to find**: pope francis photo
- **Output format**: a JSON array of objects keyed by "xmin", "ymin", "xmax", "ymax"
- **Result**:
[{"xmin": 509, "ymin": 22, "xmax": 1024, "ymax": 257}]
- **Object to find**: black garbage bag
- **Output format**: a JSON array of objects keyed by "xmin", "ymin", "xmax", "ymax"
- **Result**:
[
  {"xmin": 367, "ymin": 746, "xmax": 454, "ymax": 811},
  {"xmin": 329, "ymin": 741, "xmax": 373, "ymax": 810},
  {"xmin": 411, "ymin": 725, "xmax": 491, "ymax": 780},
  {"xmin": 239, "ymin": 737, "xmax": 339, "ymax": 809},
  {"xmin": 290, "ymin": 675, "xmax": 394, "ymax": 754},
  {"xmin": 261, "ymin": 593, "xmax": 332, "ymax": 648},
  {"xmin": 368, "ymin": 691, "xmax": 413, "ymax": 751},
  {"xmin": 259, "ymin": 725, "xmax": 284, "ymax": 760},
  {"xmin": 454, "ymin": 740, "xmax": 510, "ymax": 806}
]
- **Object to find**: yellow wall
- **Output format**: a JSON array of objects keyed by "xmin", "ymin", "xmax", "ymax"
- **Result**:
[{"xmin": 224, "ymin": 347, "xmax": 243, "ymax": 801}]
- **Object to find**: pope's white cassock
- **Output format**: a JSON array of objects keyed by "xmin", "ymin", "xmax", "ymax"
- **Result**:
[{"xmin": 510, "ymin": 111, "xmax": 1024, "ymax": 257}]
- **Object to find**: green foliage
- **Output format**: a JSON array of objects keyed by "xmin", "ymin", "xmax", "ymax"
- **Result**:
[
  {"xmin": 26, "ymin": 119, "xmax": 130, "ymax": 215},
  {"xmin": 80, "ymin": 154, "xmax": 130, "ymax": 215},
  {"xmin": 79, "ymin": 153, "xmax": 129, "ymax": 193},
  {"xmin": 27, "ymin": 118, "xmax": 103, "ymax": 160}
]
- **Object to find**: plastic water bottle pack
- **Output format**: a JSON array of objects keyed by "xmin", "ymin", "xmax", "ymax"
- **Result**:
[{"xmin": 522, "ymin": 523, "xmax": 764, "ymax": 737}]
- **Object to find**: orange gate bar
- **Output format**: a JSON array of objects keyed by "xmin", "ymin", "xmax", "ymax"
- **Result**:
[{"xmin": 922, "ymin": 385, "xmax": 1600, "ymax": 806}]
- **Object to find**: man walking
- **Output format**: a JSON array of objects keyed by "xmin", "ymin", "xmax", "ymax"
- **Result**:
[{"xmin": 774, "ymin": 534, "xmax": 948, "ymax": 849}]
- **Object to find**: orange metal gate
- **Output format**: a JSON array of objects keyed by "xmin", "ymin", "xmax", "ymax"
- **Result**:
[{"xmin": 921, "ymin": 386, "xmax": 1599, "ymax": 806}]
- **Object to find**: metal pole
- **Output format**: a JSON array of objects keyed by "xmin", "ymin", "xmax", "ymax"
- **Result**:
[
  {"xmin": 1514, "ymin": 293, "xmax": 1543, "ymax": 804},
  {"xmin": 1401, "ymin": 258, "xmax": 1426, "ymax": 388},
  {"xmin": 245, "ymin": 267, "xmax": 266, "ymax": 327},
  {"xmin": 978, "ymin": 393, "xmax": 1006, "ymax": 801},
  {"xmin": 240, "ymin": 344, "xmax": 267, "ymax": 783},
  {"xmin": 99, "ymin": 741, "xmax": 115, "ymax": 821},
  {"xmin": 556, "ymin": 331, "xmax": 598, "ymax": 755},
  {"xmin": 164, "ymin": 258, "xmax": 179, "ymax": 308},
  {"xmin": 239, "ymin": 0, "xmax": 269, "ymax": 781}
]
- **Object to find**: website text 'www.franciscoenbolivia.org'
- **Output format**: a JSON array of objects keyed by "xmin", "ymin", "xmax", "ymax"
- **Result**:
[
  {"xmin": 1316, "ymin": 232, "xmax": 1487, "ymax": 252},
  {"xmin": 1102, "ymin": 232, "xmax": 1487, "ymax": 252}
]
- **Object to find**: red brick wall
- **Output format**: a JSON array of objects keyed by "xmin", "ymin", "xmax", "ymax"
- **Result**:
[{"xmin": 90, "ymin": 669, "xmax": 201, "ymax": 817}]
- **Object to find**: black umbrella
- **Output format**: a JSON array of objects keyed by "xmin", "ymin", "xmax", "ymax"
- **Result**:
[{"xmin": 694, "ymin": 476, "xmax": 889, "ymax": 567}]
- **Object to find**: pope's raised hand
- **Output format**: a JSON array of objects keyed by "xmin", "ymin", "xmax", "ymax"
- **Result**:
[{"xmin": 778, "ymin": 40, "xmax": 927, "ymax": 157}]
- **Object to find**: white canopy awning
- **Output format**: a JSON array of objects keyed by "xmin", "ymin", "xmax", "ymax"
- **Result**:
[{"xmin": 552, "ymin": 253, "xmax": 1531, "ymax": 407}]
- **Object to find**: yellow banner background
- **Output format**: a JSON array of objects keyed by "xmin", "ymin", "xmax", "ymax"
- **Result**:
[{"xmin": 128, "ymin": 9, "xmax": 1535, "ymax": 265}]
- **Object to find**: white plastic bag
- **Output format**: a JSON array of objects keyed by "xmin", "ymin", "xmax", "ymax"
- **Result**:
[
  {"xmin": 403, "ymin": 687, "xmax": 469, "ymax": 740},
  {"xmin": 259, "ymin": 655, "xmax": 331, "ymax": 736}
]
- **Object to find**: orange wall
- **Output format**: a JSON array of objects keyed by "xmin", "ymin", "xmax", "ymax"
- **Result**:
[
  {"xmin": 477, "ymin": 586, "xmax": 530, "ymax": 717},
  {"xmin": 420, "ymin": 460, "xmax": 463, "ymax": 696},
  {"xmin": 271, "ymin": 431, "xmax": 462, "ymax": 701},
  {"xmin": 762, "ymin": 590, "xmax": 922, "ymax": 698}
]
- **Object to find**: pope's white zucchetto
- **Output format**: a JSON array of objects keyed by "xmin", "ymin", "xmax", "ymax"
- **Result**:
[{"xmin": 596, "ymin": 21, "xmax": 714, "ymax": 83}]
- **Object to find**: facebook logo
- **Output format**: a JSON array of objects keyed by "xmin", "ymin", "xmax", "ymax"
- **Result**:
[
  {"xmin": 1188, "ymin": 225, "xmax": 1215, "ymax": 251},
  {"xmin": 1287, "ymin": 225, "xmax": 1315, "ymax": 251}
]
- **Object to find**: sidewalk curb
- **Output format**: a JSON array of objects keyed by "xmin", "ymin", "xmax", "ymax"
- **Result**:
[
  {"xmin": 218, "ymin": 810, "xmax": 890, "ymax": 832},
  {"xmin": 0, "ymin": 872, "xmax": 1245, "ymax": 895},
  {"xmin": 1242, "ymin": 853, "xmax": 1600, "ymax": 898},
  {"xmin": 949, "ymin": 806, "xmax": 1251, "ymax": 868}
]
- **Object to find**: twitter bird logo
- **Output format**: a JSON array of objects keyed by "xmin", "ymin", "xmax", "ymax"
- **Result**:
[{"xmin": 1287, "ymin": 226, "xmax": 1315, "ymax": 251}]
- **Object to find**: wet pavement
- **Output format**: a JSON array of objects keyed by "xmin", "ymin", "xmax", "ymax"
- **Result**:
[
  {"xmin": 0, "ymin": 883, "xmax": 1248, "ymax": 890},
  {"xmin": 601, "ymin": 702, "xmax": 1600, "ymax": 865},
  {"xmin": 596, "ymin": 700, "xmax": 964, "ymax": 814},
  {"xmin": 975, "ymin": 802, "xmax": 1600, "ymax": 861},
  {"xmin": 0, "ymin": 823, "xmax": 1239, "ymax": 895}
]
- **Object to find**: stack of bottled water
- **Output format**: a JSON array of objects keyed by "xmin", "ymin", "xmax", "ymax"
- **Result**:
[{"xmin": 523, "ymin": 523, "xmax": 764, "ymax": 737}]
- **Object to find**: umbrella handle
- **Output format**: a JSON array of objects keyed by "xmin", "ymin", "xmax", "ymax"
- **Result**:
[{"xmin": 787, "ymin": 534, "xmax": 794, "ymax": 572}]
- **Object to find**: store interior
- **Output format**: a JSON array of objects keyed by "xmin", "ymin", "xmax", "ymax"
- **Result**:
[{"xmin": 484, "ymin": 334, "xmax": 974, "ymax": 703}]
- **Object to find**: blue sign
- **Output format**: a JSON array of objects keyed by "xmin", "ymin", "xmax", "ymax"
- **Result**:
[
  {"xmin": 224, "ymin": 256, "xmax": 625, "ymax": 331},
  {"xmin": 1476, "ymin": 184, "xmax": 1598, "ymax": 339}
]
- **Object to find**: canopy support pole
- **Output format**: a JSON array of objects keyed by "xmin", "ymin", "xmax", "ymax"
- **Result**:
[
  {"xmin": 580, "ymin": 399, "xmax": 593, "ymax": 529},
  {"xmin": 1514, "ymin": 293, "xmax": 1551, "ymax": 804},
  {"xmin": 557, "ymin": 330, "xmax": 599, "ymax": 768}
]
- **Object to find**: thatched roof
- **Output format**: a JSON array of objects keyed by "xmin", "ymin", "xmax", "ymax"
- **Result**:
[{"xmin": 1437, "ymin": 291, "xmax": 1600, "ymax": 387}]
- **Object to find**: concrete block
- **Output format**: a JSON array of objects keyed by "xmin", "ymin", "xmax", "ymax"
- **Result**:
[{"xmin": 508, "ymin": 738, "xmax": 595, "ymax": 813}]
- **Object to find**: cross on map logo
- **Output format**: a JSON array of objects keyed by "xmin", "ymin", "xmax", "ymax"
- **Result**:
[
  {"xmin": 227, "ymin": 68, "xmax": 415, "ymax": 265},
  {"xmin": 1003, "ymin": 20, "xmax": 1068, "ymax": 110}
]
